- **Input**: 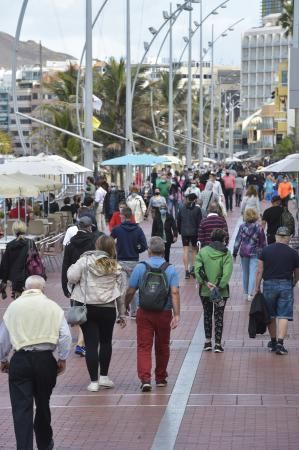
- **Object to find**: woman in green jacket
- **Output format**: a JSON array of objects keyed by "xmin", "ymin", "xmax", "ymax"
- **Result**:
[{"xmin": 194, "ymin": 229, "xmax": 233, "ymax": 353}]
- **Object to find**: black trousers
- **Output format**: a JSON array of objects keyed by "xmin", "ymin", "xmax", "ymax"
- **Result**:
[
  {"xmin": 9, "ymin": 350, "xmax": 57, "ymax": 450},
  {"xmin": 224, "ymin": 188, "xmax": 233, "ymax": 211},
  {"xmin": 165, "ymin": 242, "xmax": 171, "ymax": 262},
  {"xmin": 281, "ymin": 196, "xmax": 289, "ymax": 207},
  {"xmin": 80, "ymin": 305, "xmax": 116, "ymax": 381}
]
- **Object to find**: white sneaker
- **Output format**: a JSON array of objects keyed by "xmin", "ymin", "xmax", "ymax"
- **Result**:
[
  {"xmin": 247, "ymin": 295, "xmax": 253, "ymax": 302},
  {"xmin": 99, "ymin": 376, "xmax": 114, "ymax": 389},
  {"xmin": 87, "ymin": 381, "xmax": 99, "ymax": 392}
]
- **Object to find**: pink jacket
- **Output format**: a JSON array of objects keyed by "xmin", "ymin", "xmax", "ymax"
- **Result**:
[{"xmin": 223, "ymin": 175, "xmax": 236, "ymax": 190}]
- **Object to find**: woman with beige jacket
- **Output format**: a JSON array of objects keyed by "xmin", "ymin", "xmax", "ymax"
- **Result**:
[{"xmin": 67, "ymin": 235, "xmax": 127, "ymax": 392}]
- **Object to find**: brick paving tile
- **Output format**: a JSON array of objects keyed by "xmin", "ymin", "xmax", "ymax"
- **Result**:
[{"xmin": 1, "ymin": 203, "xmax": 299, "ymax": 449}]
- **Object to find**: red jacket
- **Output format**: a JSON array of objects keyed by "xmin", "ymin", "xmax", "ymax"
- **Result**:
[
  {"xmin": 223, "ymin": 175, "xmax": 236, "ymax": 190},
  {"xmin": 109, "ymin": 211, "xmax": 135, "ymax": 232},
  {"xmin": 9, "ymin": 207, "xmax": 26, "ymax": 221}
]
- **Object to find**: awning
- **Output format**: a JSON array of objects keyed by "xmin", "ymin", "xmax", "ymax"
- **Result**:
[{"xmin": 101, "ymin": 153, "xmax": 169, "ymax": 166}]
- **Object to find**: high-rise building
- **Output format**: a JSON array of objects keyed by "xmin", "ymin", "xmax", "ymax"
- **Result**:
[
  {"xmin": 261, "ymin": 0, "xmax": 283, "ymax": 17},
  {"xmin": 240, "ymin": 14, "xmax": 291, "ymax": 120}
]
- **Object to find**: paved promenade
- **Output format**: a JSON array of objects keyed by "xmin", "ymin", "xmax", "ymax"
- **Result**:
[{"xmin": 1, "ymin": 205, "xmax": 299, "ymax": 449}]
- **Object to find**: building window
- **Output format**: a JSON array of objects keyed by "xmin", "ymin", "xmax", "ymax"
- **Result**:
[
  {"xmin": 18, "ymin": 107, "xmax": 32, "ymax": 113},
  {"xmin": 17, "ymin": 95, "xmax": 31, "ymax": 101},
  {"xmin": 281, "ymin": 70, "xmax": 288, "ymax": 86}
]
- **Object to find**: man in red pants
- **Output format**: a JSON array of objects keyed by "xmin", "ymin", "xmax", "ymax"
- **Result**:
[{"xmin": 125, "ymin": 236, "xmax": 180, "ymax": 392}]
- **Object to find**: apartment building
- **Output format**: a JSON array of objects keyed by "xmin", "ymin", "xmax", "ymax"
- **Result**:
[
  {"xmin": 0, "ymin": 66, "xmax": 55, "ymax": 155},
  {"xmin": 261, "ymin": 0, "xmax": 282, "ymax": 17},
  {"xmin": 240, "ymin": 13, "xmax": 291, "ymax": 120}
]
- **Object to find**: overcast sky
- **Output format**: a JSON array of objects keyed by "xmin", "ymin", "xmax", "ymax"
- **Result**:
[{"xmin": 1, "ymin": 0, "xmax": 260, "ymax": 66}]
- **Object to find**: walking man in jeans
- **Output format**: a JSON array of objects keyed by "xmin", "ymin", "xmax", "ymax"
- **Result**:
[
  {"xmin": 111, "ymin": 206, "xmax": 147, "ymax": 318},
  {"xmin": 255, "ymin": 227, "xmax": 299, "ymax": 355},
  {"xmin": 125, "ymin": 237, "xmax": 180, "ymax": 392}
]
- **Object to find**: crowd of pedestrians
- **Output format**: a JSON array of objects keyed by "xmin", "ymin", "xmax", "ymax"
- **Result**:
[{"xmin": 0, "ymin": 163, "xmax": 298, "ymax": 449}]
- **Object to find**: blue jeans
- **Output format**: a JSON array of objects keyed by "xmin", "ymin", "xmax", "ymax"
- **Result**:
[
  {"xmin": 240, "ymin": 256, "xmax": 258, "ymax": 296},
  {"xmin": 167, "ymin": 197, "xmax": 178, "ymax": 219},
  {"xmin": 263, "ymin": 279, "xmax": 294, "ymax": 320}
]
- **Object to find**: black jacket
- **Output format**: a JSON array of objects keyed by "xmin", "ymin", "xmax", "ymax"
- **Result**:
[
  {"xmin": 248, "ymin": 292, "xmax": 271, "ymax": 338},
  {"xmin": 0, "ymin": 237, "xmax": 35, "ymax": 287},
  {"xmin": 103, "ymin": 191, "xmax": 120, "ymax": 221},
  {"xmin": 61, "ymin": 230, "xmax": 100, "ymax": 296},
  {"xmin": 177, "ymin": 204, "xmax": 202, "ymax": 237},
  {"xmin": 152, "ymin": 212, "xmax": 178, "ymax": 244}
]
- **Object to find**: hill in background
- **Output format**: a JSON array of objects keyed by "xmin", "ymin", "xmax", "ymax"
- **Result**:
[{"xmin": 0, "ymin": 31, "xmax": 75, "ymax": 68}]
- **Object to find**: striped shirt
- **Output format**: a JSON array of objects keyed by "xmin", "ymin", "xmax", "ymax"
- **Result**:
[{"xmin": 198, "ymin": 213, "xmax": 229, "ymax": 247}]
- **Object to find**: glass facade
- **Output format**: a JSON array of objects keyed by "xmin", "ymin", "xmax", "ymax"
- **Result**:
[{"xmin": 261, "ymin": 0, "xmax": 282, "ymax": 17}]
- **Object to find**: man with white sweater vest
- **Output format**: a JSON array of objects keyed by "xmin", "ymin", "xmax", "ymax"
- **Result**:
[{"xmin": 0, "ymin": 276, "xmax": 72, "ymax": 450}]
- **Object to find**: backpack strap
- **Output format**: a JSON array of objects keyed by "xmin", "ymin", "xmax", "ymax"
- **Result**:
[
  {"xmin": 140, "ymin": 261, "xmax": 151, "ymax": 270},
  {"xmin": 160, "ymin": 262, "xmax": 170, "ymax": 271},
  {"xmin": 140, "ymin": 261, "xmax": 170, "ymax": 270}
]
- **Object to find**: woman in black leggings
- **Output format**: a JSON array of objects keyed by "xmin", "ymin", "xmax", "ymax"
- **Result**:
[{"xmin": 67, "ymin": 235, "xmax": 127, "ymax": 391}]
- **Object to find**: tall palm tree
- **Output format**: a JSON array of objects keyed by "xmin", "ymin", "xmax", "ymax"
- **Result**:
[
  {"xmin": 34, "ymin": 64, "xmax": 82, "ymax": 161},
  {"xmin": 93, "ymin": 57, "xmax": 126, "ymax": 155},
  {"xmin": 45, "ymin": 63, "xmax": 78, "ymax": 102},
  {"xmin": 148, "ymin": 72, "xmax": 187, "ymax": 155},
  {"xmin": 279, "ymin": 0, "xmax": 294, "ymax": 36},
  {"xmin": 93, "ymin": 57, "xmax": 152, "ymax": 156}
]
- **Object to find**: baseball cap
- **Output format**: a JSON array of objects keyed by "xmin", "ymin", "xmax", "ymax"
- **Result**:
[
  {"xmin": 77, "ymin": 216, "xmax": 93, "ymax": 228},
  {"xmin": 276, "ymin": 226, "xmax": 290, "ymax": 237}
]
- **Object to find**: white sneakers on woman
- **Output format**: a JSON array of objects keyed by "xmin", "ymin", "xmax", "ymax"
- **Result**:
[
  {"xmin": 87, "ymin": 376, "xmax": 114, "ymax": 392},
  {"xmin": 99, "ymin": 376, "xmax": 114, "ymax": 388},
  {"xmin": 87, "ymin": 381, "xmax": 99, "ymax": 392}
]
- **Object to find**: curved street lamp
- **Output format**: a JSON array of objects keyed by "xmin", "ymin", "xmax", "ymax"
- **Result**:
[
  {"xmin": 148, "ymin": 0, "xmax": 230, "ymax": 163},
  {"xmin": 130, "ymin": 0, "xmax": 193, "ymax": 102},
  {"xmin": 208, "ymin": 18, "xmax": 244, "ymax": 154}
]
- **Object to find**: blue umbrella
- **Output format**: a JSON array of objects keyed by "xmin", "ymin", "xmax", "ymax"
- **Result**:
[{"xmin": 101, "ymin": 153, "xmax": 169, "ymax": 166}]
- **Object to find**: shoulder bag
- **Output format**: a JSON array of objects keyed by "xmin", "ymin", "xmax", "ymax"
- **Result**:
[
  {"xmin": 26, "ymin": 239, "xmax": 46, "ymax": 280},
  {"xmin": 66, "ymin": 258, "xmax": 88, "ymax": 326}
]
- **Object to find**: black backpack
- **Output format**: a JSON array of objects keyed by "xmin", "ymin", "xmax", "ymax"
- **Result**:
[
  {"xmin": 139, "ymin": 262, "xmax": 170, "ymax": 311},
  {"xmin": 280, "ymin": 207, "xmax": 295, "ymax": 236}
]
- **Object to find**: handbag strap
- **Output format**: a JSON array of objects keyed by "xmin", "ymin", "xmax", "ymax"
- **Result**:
[
  {"xmin": 83, "ymin": 257, "xmax": 88, "ymax": 306},
  {"xmin": 206, "ymin": 192, "xmax": 213, "ymax": 211}
]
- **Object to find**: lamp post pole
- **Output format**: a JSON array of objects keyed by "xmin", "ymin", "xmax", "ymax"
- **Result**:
[
  {"xmin": 168, "ymin": 2, "xmax": 174, "ymax": 154},
  {"xmin": 217, "ymin": 85, "xmax": 222, "ymax": 158},
  {"xmin": 210, "ymin": 23, "xmax": 215, "ymax": 157},
  {"xmin": 293, "ymin": 0, "xmax": 299, "ymax": 151},
  {"xmin": 228, "ymin": 98, "xmax": 234, "ymax": 159},
  {"xmin": 198, "ymin": 0, "xmax": 204, "ymax": 166},
  {"xmin": 84, "ymin": 0, "xmax": 93, "ymax": 170},
  {"xmin": 223, "ymin": 91, "xmax": 227, "ymax": 156},
  {"xmin": 186, "ymin": 0, "xmax": 193, "ymax": 168},
  {"xmin": 125, "ymin": 0, "xmax": 132, "ymax": 156}
]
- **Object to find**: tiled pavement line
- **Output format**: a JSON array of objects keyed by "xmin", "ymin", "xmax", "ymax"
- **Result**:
[
  {"xmin": 150, "ymin": 312, "xmax": 205, "ymax": 450},
  {"xmin": 151, "ymin": 215, "xmax": 242, "ymax": 450}
]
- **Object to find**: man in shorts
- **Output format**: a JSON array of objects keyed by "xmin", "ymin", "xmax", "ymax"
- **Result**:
[
  {"xmin": 255, "ymin": 226, "xmax": 299, "ymax": 355},
  {"xmin": 177, "ymin": 193, "xmax": 202, "ymax": 279}
]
